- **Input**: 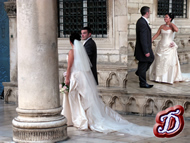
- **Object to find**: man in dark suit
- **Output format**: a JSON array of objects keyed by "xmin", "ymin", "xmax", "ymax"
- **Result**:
[
  {"xmin": 134, "ymin": 6, "xmax": 154, "ymax": 88},
  {"xmin": 81, "ymin": 27, "xmax": 98, "ymax": 85}
]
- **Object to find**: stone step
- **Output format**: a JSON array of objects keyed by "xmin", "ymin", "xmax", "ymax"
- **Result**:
[{"xmin": 99, "ymin": 87, "xmax": 190, "ymax": 118}]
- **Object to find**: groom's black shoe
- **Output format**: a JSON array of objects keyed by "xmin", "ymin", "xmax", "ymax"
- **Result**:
[
  {"xmin": 135, "ymin": 71, "xmax": 139, "ymax": 76},
  {"xmin": 140, "ymin": 84, "xmax": 153, "ymax": 88}
]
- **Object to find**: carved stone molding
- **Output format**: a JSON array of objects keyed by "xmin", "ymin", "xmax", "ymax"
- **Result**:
[
  {"xmin": 143, "ymin": 98, "xmax": 158, "ymax": 116},
  {"xmin": 12, "ymin": 115, "xmax": 67, "ymax": 142},
  {"xmin": 161, "ymin": 100, "xmax": 174, "ymax": 110},
  {"xmin": 13, "ymin": 126, "xmax": 67, "ymax": 142},
  {"xmin": 4, "ymin": 0, "xmax": 16, "ymax": 18},
  {"xmin": 3, "ymin": 82, "xmax": 18, "ymax": 104},
  {"xmin": 4, "ymin": 88, "xmax": 12, "ymax": 103},
  {"xmin": 99, "ymin": 89, "xmax": 190, "ymax": 118},
  {"xmin": 106, "ymin": 72, "xmax": 117, "ymax": 87},
  {"xmin": 59, "ymin": 63, "xmax": 128, "ymax": 88}
]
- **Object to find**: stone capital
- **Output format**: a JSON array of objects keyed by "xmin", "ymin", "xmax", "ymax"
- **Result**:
[{"xmin": 4, "ymin": 0, "xmax": 16, "ymax": 18}]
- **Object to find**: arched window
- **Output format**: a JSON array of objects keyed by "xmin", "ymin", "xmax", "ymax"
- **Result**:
[
  {"xmin": 157, "ymin": 0, "xmax": 187, "ymax": 18},
  {"xmin": 58, "ymin": 0, "xmax": 107, "ymax": 38}
]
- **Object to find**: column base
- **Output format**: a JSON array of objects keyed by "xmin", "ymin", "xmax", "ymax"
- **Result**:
[{"xmin": 12, "ymin": 116, "xmax": 68, "ymax": 142}]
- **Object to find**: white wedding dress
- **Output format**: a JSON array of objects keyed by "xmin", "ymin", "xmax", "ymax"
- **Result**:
[
  {"xmin": 149, "ymin": 29, "xmax": 190, "ymax": 84},
  {"xmin": 61, "ymin": 40, "xmax": 153, "ymax": 137}
]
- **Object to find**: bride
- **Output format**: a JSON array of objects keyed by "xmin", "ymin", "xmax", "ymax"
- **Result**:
[
  {"xmin": 61, "ymin": 33, "xmax": 153, "ymax": 137},
  {"xmin": 149, "ymin": 13, "xmax": 189, "ymax": 84}
]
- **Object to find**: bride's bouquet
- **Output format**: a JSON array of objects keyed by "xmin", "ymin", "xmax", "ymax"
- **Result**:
[
  {"xmin": 59, "ymin": 83, "xmax": 69, "ymax": 94},
  {"xmin": 59, "ymin": 72, "xmax": 69, "ymax": 94}
]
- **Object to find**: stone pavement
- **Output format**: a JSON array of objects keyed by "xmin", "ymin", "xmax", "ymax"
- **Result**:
[
  {"xmin": 1, "ymin": 99, "xmax": 190, "ymax": 143},
  {"xmin": 0, "ymin": 63, "xmax": 190, "ymax": 143}
]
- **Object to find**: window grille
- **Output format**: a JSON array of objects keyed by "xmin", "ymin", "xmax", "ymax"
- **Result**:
[
  {"xmin": 157, "ymin": 0, "xmax": 187, "ymax": 18},
  {"xmin": 58, "ymin": 0, "xmax": 107, "ymax": 38}
]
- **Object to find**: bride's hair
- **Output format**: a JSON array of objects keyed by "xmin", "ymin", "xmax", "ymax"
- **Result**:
[
  {"xmin": 166, "ymin": 13, "xmax": 175, "ymax": 22},
  {"xmin": 70, "ymin": 33, "xmax": 81, "ymax": 44}
]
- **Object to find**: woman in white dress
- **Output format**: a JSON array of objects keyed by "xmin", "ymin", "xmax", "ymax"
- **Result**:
[
  {"xmin": 61, "ymin": 33, "xmax": 153, "ymax": 137},
  {"xmin": 149, "ymin": 13, "xmax": 183, "ymax": 84}
]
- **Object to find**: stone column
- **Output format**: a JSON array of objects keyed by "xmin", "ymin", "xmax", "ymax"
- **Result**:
[
  {"xmin": 4, "ymin": 0, "xmax": 17, "ymax": 82},
  {"xmin": 12, "ymin": 0, "xmax": 67, "ymax": 142},
  {"xmin": 3, "ymin": 0, "xmax": 18, "ymax": 103}
]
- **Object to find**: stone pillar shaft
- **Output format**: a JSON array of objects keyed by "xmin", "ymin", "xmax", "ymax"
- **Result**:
[
  {"xmin": 12, "ymin": 0, "xmax": 67, "ymax": 142},
  {"xmin": 17, "ymin": 0, "xmax": 59, "ymax": 109},
  {"xmin": 4, "ymin": 0, "xmax": 17, "ymax": 82}
]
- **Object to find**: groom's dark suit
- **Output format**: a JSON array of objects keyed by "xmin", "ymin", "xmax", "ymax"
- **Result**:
[
  {"xmin": 134, "ymin": 17, "xmax": 154, "ymax": 86},
  {"xmin": 84, "ymin": 38, "xmax": 98, "ymax": 85}
]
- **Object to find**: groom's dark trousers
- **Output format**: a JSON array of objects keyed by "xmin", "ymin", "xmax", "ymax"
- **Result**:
[
  {"xmin": 137, "ymin": 61, "xmax": 152, "ymax": 85},
  {"xmin": 134, "ymin": 17, "xmax": 154, "ymax": 86}
]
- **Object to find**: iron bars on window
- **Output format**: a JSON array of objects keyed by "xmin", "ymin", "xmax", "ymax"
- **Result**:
[
  {"xmin": 58, "ymin": 0, "xmax": 107, "ymax": 38},
  {"xmin": 157, "ymin": 0, "xmax": 187, "ymax": 18}
]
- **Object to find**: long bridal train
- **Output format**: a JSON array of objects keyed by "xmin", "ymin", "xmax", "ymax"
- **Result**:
[
  {"xmin": 61, "ymin": 71, "xmax": 153, "ymax": 137},
  {"xmin": 61, "ymin": 40, "xmax": 153, "ymax": 137}
]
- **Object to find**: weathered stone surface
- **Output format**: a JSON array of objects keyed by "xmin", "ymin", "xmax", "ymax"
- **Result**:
[
  {"xmin": 120, "ymin": 46, "xmax": 128, "ymax": 55},
  {"xmin": 2, "ymin": 82, "xmax": 17, "ymax": 103},
  {"xmin": 9, "ymin": 18, "xmax": 17, "ymax": 82},
  {"xmin": 110, "ymin": 55, "xmax": 120, "ymax": 63},
  {"xmin": 121, "ymin": 55, "xmax": 128, "ymax": 64},
  {"xmin": 180, "ymin": 28, "xmax": 190, "ymax": 34},
  {"xmin": 59, "ymin": 53, "xmax": 68, "ymax": 63},
  {"xmin": 97, "ymin": 55, "xmax": 109, "ymax": 63},
  {"xmin": 142, "ymin": 0, "xmax": 153, "ymax": 4},
  {"xmin": 128, "ymin": 3, "xmax": 139, "ymax": 14},
  {"xmin": 128, "ymin": 29, "xmax": 136, "ymax": 35},
  {"xmin": 129, "ymin": 0, "xmax": 142, "ymax": 3},
  {"xmin": 119, "ymin": 32, "xmax": 128, "ymax": 47},
  {"xmin": 114, "ymin": 0, "xmax": 127, "ymax": 16},
  {"xmin": 128, "ymin": 24, "xmax": 136, "ymax": 29},
  {"xmin": 13, "ymin": 120, "xmax": 67, "ymax": 143},
  {"xmin": 118, "ymin": 16, "xmax": 128, "ymax": 32},
  {"xmin": 130, "ymin": 14, "xmax": 141, "ymax": 23},
  {"xmin": 138, "ymin": 3, "xmax": 153, "ymax": 12},
  {"xmin": 4, "ymin": 0, "xmax": 16, "ymax": 17}
]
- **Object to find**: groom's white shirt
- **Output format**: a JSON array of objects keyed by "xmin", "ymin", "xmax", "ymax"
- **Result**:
[
  {"xmin": 83, "ymin": 37, "xmax": 91, "ymax": 45},
  {"xmin": 142, "ymin": 16, "xmax": 150, "ymax": 26}
]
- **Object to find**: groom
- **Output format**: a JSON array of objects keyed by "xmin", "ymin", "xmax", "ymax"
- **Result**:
[
  {"xmin": 134, "ymin": 6, "xmax": 154, "ymax": 88},
  {"xmin": 81, "ymin": 27, "xmax": 98, "ymax": 85}
]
